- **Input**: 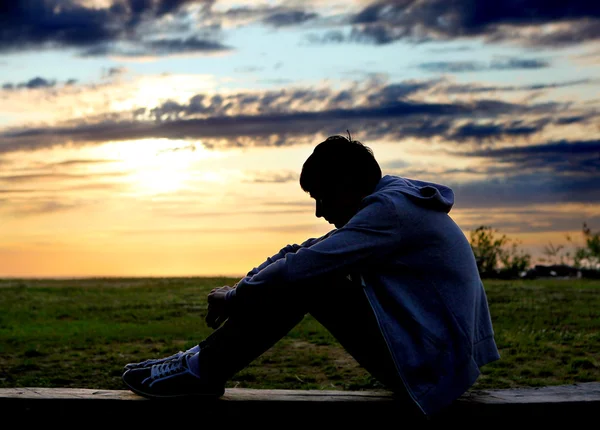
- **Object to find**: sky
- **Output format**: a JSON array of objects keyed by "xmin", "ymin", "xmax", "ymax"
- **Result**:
[{"xmin": 0, "ymin": 0, "xmax": 599, "ymax": 278}]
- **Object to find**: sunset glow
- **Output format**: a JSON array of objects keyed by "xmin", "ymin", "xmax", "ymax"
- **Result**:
[{"xmin": 1, "ymin": 1, "xmax": 599, "ymax": 277}]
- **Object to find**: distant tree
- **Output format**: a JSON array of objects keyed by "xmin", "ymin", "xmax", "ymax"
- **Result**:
[
  {"xmin": 573, "ymin": 222, "xmax": 600, "ymax": 270},
  {"xmin": 539, "ymin": 241, "xmax": 572, "ymax": 266},
  {"xmin": 469, "ymin": 225, "xmax": 531, "ymax": 278},
  {"xmin": 499, "ymin": 240, "xmax": 531, "ymax": 278},
  {"xmin": 469, "ymin": 226, "xmax": 507, "ymax": 276}
]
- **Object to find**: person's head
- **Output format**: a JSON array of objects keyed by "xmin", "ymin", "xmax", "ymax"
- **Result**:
[{"xmin": 300, "ymin": 134, "xmax": 382, "ymax": 228}]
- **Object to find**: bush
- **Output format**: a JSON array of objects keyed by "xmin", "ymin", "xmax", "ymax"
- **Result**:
[
  {"xmin": 574, "ymin": 222, "xmax": 600, "ymax": 270},
  {"xmin": 469, "ymin": 225, "xmax": 531, "ymax": 278}
]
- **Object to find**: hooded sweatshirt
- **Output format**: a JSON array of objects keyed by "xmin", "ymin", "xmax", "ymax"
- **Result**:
[{"xmin": 229, "ymin": 175, "xmax": 501, "ymax": 416}]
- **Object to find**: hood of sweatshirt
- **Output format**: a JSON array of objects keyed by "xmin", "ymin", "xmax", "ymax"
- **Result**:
[{"xmin": 373, "ymin": 175, "xmax": 454, "ymax": 213}]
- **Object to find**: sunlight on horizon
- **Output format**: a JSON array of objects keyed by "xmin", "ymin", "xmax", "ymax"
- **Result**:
[{"xmin": 98, "ymin": 139, "xmax": 228, "ymax": 195}]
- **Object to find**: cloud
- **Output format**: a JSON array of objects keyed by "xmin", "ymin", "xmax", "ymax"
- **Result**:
[
  {"xmin": 102, "ymin": 67, "xmax": 128, "ymax": 78},
  {"xmin": 262, "ymin": 10, "xmax": 319, "ymax": 27},
  {"xmin": 0, "ymin": 0, "xmax": 224, "ymax": 57},
  {"xmin": 442, "ymin": 78, "xmax": 596, "ymax": 94},
  {"xmin": 0, "ymin": 188, "xmax": 38, "ymax": 194},
  {"xmin": 0, "ymin": 171, "xmax": 128, "ymax": 184},
  {"xmin": 418, "ymin": 57, "xmax": 550, "ymax": 73},
  {"xmin": 1, "ymin": 76, "xmax": 69, "ymax": 90},
  {"xmin": 308, "ymin": 1, "xmax": 600, "ymax": 47},
  {"xmin": 47, "ymin": 158, "xmax": 118, "ymax": 167},
  {"xmin": 446, "ymin": 139, "xmax": 600, "ymax": 207},
  {"xmin": 377, "ymin": 139, "xmax": 600, "ymax": 215},
  {"xmin": 1, "ymin": 79, "xmax": 586, "ymax": 154},
  {"xmin": 245, "ymin": 171, "xmax": 299, "ymax": 183},
  {"xmin": 451, "ymin": 172, "xmax": 600, "ymax": 209},
  {"xmin": 157, "ymin": 144, "xmax": 196, "ymax": 154},
  {"xmin": 6, "ymin": 200, "xmax": 81, "ymax": 216},
  {"xmin": 80, "ymin": 36, "xmax": 232, "ymax": 58},
  {"xmin": 449, "ymin": 120, "xmax": 549, "ymax": 142},
  {"xmin": 459, "ymin": 139, "xmax": 600, "ymax": 174}
]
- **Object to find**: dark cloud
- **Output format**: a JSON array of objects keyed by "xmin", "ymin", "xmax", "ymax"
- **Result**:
[
  {"xmin": 419, "ymin": 57, "xmax": 550, "ymax": 73},
  {"xmin": 80, "ymin": 36, "xmax": 232, "ymax": 57},
  {"xmin": 443, "ymin": 78, "xmax": 595, "ymax": 94},
  {"xmin": 48, "ymin": 159, "xmax": 118, "ymax": 167},
  {"xmin": 0, "ymin": 1, "xmax": 118, "ymax": 51},
  {"xmin": 0, "ymin": 100, "xmax": 467, "ymax": 153},
  {"xmin": 8, "ymin": 200, "xmax": 80, "ymax": 216},
  {"xmin": 451, "ymin": 172, "xmax": 600, "ymax": 210},
  {"xmin": 310, "ymin": 1, "xmax": 600, "ymax": 47},
  {"xmin": 0, "ymin": 189, "xmax": 38, "ymax": 194},
  {"xmin": 0, "ymin": 171, "xmax": 128, "ymax": 184},
  {"xmin": 367, "ymin": 80, "xmax": 440, "ymax": 103},
  {"xmin": 0, "ymin": 0, "xmax": 219, "ymax": 55},
  {"xmin": 19, "ymin": 77, "xmax": 56, "ymax": 89},
  {"xmin": 1, "ymin": 76, "xmax": 77, "ymax": 90},
  {"xmin": 103, "ymin": 67, "xmax": 128, "ymax": 78},
  {"xmin": 0, "ymin": 82, "xmax": 581, "ymax": 153},
  {"xmin": 446, "ymin": 140, "xmax": 600, "ymax": 209},
  {"xmin": 449, "ymin": 120, "xmax": 549, "ymax": 142},
  {"xmin": 460, "ymin": 139, "xmax": 600, "ymax": 174},
  {"xmin": 419, "ymin": 61, "xmax": 485, "ymax": 73},
  {"xmin": 263, "ymin": 10, "xmax": 318, "ymax": 27}
]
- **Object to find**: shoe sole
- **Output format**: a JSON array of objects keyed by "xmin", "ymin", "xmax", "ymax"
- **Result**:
[{"xmin": 122, "ymin": 372, "xmax": 225, "ymax": 400}]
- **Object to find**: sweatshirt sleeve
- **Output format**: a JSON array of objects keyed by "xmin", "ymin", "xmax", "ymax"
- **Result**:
[
  {"xmin": 233, "ymin": 196, "xmax": 401, "ymax": 302},
  {"xmin": 243, "ymin": 234, "xmax": 333, "ymax": 277}
]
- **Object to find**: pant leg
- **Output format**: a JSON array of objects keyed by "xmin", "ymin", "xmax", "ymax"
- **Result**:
[
  {"xmin": 197, "ymin": 276, "xmax": 401, "ymax": 394},
  {"xmin": 305, "ymin": 276, "xmax": 405, "ymax": 393},
  {"xmin": 305, "ymin": 277, "xmax": 425, "ymax": 418},
  {"xmin": 196, "ymin": 284, "xmax": 308, "ymax": 384}
]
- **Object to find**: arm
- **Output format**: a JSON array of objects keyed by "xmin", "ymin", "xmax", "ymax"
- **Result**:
[
  {"xmin": 232, "ymin": 197, "xmax": 401, "ymax": 303},
  {"xmin": 244, "ymin": 235, "xmax": 333, "ymax": 277},
  {"xmin": 206, "ymin": 232, "xmax": 335, "ymax": 329}
]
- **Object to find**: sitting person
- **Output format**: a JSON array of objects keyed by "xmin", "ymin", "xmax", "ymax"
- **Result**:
[{"xmin": 122, "ymin": 133, "xmax": 500, "ymax": 419}]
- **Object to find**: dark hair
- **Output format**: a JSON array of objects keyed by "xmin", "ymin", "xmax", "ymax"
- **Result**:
[{"xmin": 300, "ymin": 134, "xmax": 382, "ymax": 197}]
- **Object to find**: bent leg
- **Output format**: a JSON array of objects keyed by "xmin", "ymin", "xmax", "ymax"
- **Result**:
[
  {"xmin": 196, "ymin": 288, "xmax": 308, "ymax": 384},
  {"xmin": 197, "ymin": 276, "xmax": 400, "ymax": 390},
  {"xmin": 306, "ymin": 277, "xmax": 404, "ymax": 392}
]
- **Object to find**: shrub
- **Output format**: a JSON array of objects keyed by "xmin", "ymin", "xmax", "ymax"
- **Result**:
[{"xmin": 469, "ymin": 225, "xmax": 531, "ymax": 278}]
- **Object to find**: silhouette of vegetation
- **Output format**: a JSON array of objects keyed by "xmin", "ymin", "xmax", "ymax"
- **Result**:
[
  {"xmin": 469, "ymin": 223, "xmax": 600, "ymax": 279},
  {"xmin": 574, "ymin": 222, "xmax": 600, "ymax": 270},
  {"xmin": 469, "ymin": 225, "xmax": 531, "ymax": 279}
]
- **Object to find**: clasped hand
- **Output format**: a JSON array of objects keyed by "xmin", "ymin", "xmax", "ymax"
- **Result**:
[{"xmin": 206, "ymin": 285, "xmax": 234, "ymax": 329}]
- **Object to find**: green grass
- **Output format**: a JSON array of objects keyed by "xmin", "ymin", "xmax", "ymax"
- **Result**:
[{"xmin": 0, "ymin": 277, "xmax": 598, "ymax": 391}]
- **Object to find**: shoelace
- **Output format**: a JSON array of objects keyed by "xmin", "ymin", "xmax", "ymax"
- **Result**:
[
  {"xmin": 139, "ymin": 351, "xmax": 183, "ymax": 366},
  {"xmin": 150, "ymin": 356, "xmax": 187, "ymax": 380}
]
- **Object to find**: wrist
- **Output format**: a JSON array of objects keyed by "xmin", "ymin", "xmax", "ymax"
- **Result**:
[{"xmin": 225, "ymin": 288, "xmax": 237, "ymax": 302}]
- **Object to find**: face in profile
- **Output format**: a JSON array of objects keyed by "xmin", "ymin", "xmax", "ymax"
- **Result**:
[{"xmin": 311, "ymin": 188, "xmax": 364, "ymax": 228}]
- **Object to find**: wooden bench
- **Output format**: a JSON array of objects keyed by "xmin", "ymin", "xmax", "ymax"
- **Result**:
[{"xmin": 2, "ymin": 382, "xmax": 598, "ymax": 423}]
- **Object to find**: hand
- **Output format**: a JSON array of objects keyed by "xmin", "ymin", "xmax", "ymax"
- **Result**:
[{"xmin": 206, "ymin": 285, "xmax": 234, "ymax": 330}]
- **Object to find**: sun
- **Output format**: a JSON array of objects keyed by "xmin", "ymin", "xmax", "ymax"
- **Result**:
[{"xmin": 101, "ymin": 139, "xmax": 222, "ymax": 195}]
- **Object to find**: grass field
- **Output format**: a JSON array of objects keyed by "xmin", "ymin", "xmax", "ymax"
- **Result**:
[{"xmin": 0, "ymin": 277, "xmax": 598, "ymax": 392}]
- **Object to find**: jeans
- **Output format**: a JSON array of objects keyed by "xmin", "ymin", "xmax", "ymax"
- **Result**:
[{"xmin": 197, "ymin": 275, "xmax": 409, "ymax": 397}]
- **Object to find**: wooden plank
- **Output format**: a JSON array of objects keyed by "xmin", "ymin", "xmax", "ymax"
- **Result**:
[
  {"xmin": 2, "ymin": 382, "xmax": 599, "ymax": 403},
  {"xmin": 457, "ymin": 382, "xmax": 600, "ymax": 405},
  {"xmin": 1, "ymin": 383, "xmax": 598, "ymax": 422},
  {"xmin": 0, "ymin": 386, "xmax": 396, "ymax": 402}
]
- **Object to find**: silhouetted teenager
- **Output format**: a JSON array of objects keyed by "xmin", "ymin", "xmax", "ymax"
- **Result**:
[{"xmin": 122, "ymin": 134, "xmax": 500, "ymax": 419}]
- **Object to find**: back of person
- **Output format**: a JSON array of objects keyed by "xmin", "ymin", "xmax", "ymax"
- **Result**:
[{"xmin": 355, "ymin": 174, "xmax": 499, "ymax": 415}]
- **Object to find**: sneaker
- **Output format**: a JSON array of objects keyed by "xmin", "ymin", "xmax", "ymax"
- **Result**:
[
  {"xmin": 122, "ymin": 353, "xmax": 225, "ymax": 399},
  {"xmin": 124, "ymin": 350, "xmax": 186, "ymax": 371}
]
